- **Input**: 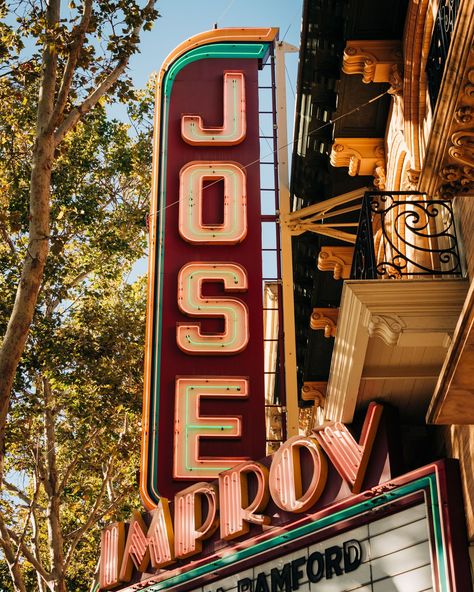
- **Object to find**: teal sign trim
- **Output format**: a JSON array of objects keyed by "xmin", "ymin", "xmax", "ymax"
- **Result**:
[
  {"xmin": 147, "ymin": 41, "xmax": 271, "ymax": 505},
  {"xmin": 140, "ymin": 472, "xmax": 448, "ymax": 592}
]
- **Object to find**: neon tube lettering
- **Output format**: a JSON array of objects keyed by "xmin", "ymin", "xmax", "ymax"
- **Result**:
[
  {"xmin": 314, "ymin": 402, "xmax": 383, "ymax": 493},
  {"xmin": 147, "ymin": 498, "xmax": 175, "ymax": 569},
  {"xmin": 99, "ymin": 523, "xmax": 125, "ymax": 590},
  {"xmin": 269, "ymin": 435, "xmax": 328, "ymax": 512},
  {"xmin": 181, "ymin": 72, "xmax": 246, "ymax": 145},
  {"xmin": 119, "ymin": 511, "xmax": 150, "ymax": 582},
  {"xmin": 174, "ymin": 377, "xmax": 249, "ymax": 479},
  {"xmin": 176, "ymin": 262, "xmax": 249, "ymax": 355},
  {"xmin": 219, "ymin": 461, "xmax": 270, "ymax": 540},
  {"xmin": 174, "ymin": 482, "xmax": 219, "ymax": 559},
  {"xmin": 179, "ymin": 161, "xmax": 247, "ymax": 245}
]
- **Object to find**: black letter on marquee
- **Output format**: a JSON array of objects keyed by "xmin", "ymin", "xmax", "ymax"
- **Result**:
[
  {"xmin": 238, "ymin": 578, "xmax": 253, "ymax": 592},
  {"xmin": 325, "ymin": 545, "xmax": 343, "ymax": 579},
  {"xmin": 343, "ymin": 539, "xmax": 362, "ymax": 573},
  {"xmin": 306, "ymin": 552, "xmax": 324, "ymax": 583},
  {"xmin": 290, "ymin": 557, "xmax": 306, "ymax": 590},
  {"xmin": 255, "ymin": 572, "xmax": 270, "ymax": 592},
  {"xmin": 271, "ymin": 564, "xmax": 291, "ymax": 592}
]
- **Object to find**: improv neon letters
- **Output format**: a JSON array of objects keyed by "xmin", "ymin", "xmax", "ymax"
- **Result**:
[{"xmin": 100, "ymin": 404, "xmax": 383, "ymax": 589}]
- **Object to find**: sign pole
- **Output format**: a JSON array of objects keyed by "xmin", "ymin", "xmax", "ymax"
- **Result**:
[{"xmin": 275, "ymin": 40, "xmax": 299, "ymax": 437}]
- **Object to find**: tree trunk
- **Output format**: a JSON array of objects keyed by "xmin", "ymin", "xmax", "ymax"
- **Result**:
[
  {"xmin": 0, "ymin": 132, "xmax": 53, "ymax": 485},
  {"xmin": 0, "ymin": 0, "xmax": 58, "ymax": 489}
]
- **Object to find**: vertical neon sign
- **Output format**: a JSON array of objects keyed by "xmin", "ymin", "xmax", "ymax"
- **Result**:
[{"xmin": 141, "ymin": 28, "xmax": 278, "ymax": 506}]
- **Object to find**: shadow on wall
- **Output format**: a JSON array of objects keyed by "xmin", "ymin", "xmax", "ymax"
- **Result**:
[{"xmin": 444, "ymin": 424, "xmax": 474, "ymax": 541}]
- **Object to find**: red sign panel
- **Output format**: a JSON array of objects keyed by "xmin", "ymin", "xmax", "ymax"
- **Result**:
[{"xmin": 141, "ymin": 29, "xmax": 278, "ymax": 505}]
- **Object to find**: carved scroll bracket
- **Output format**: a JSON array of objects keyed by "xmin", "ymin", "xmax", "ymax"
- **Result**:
[
  {"xmin": 330, "ymin": 138, "xmax": 386, "ymax": 189},
  {"xmin": 366, "ymin": 314, "xmax": 406, "ymax": 347},
  {"xmin": 343, "ymin": 40, "xmax": 403, "ymax": 93},
  {"xmin": 301, "ymin": 381, "xmax": 327, "ymax": 406},
  {"xmin": 317, "ymin": 246, "xmax": 355, "ymax": 280},
  {"xmin": 310, "ymin": 307, "xmax": 339, "ymax": 338}
]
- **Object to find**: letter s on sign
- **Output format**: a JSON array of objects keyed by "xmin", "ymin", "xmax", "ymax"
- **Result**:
[{"xmin": 176, "ymin": 262, "xmax": 249, "ymax": 355}]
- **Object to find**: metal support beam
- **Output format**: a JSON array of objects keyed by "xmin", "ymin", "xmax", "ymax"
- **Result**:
[
  {"xmin": 281, "ymin": 186, "xmax": 369, "ymax": 244},
  {"xmin": 275, "ymin": 40, "xmax": 299, "ymax": 437}
]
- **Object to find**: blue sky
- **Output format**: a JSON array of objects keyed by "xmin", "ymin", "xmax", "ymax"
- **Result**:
[
  {"xmin": 128, "ymin": 0, "xmax": 303, "ymax": 90},
  {"xmin": 119, "ymin": 0, "xmax": 303, "ymax": 148}
]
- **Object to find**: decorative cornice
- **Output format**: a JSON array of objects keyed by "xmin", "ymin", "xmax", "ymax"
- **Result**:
[
  {"xmin": 405, "ymin": 167, "xmax": 421, "ymax": 190},
  {"xmin": 387, "ymin": 63, "xmax": 403, "ymax": 96},
  {"xmin": 301, "ymin": 382, "xmax": 327, "ymax": 406},
  {"xmin": 317, "ymin": 247, "xmax": 354, "ymax": 280},
  {"xmin": 343, "ymin": 40, "xmax": 403, "ymax": 93},
  {"xmin": 418, "ymin": 4, "xmax": 474, "ymax": 198},
  {"xmin": 438, "ymin": 164, "xmax": 474, "ymax": 198},
  {"xmin": 310, "ymin": 307, "xmax": 339, "ymax": 338},
  {"xmin": 330, "ymin": 138, "xmax": 386, "ymax": 188}
]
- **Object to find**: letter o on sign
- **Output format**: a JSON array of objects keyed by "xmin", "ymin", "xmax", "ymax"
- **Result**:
[{"xmin": 269, "ymin": 436, "xmax": 328, "ymax": 512}]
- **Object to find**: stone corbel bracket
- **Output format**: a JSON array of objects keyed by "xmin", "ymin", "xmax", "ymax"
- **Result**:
[
  {"xmin": 330, "ymin": 138, "xmax": 386, "ymax": 189},
  {"xmin": 310, "ymin": 307, "xmax": 339, "ymax": 338},
  {"xmin": 324, "ymin": 279, "xmax": 468, "ymax": 424},
  {"xmin": 318, "ymin": 246, "xmax": 355, "ymax": 280},
  {"xmin": 301, "ymin": 381, "xmax": 327, "ymax": 407},
  {"xmin": 343, "ymin": 40, "xmax": 403, "ymax": 93}
]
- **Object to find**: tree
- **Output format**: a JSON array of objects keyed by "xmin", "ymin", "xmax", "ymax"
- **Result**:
[
  {"xmin": 0, "ymin": 0, "xmax": 158, "ymax": 501},
  {"xmin": 0, "ymin": 77, "xmax": 154, "ymax": 589}
]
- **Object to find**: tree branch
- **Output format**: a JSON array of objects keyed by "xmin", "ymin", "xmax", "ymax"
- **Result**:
[
  {"xmin": 4, "ymin": 523, "xmax": 52, "ymax": 585},
  {"xmin": 0, "ymin": 512, "xmax": 27, "ymax": 592},
  {"xmin": 0, "ymin": 221, "xmax": 17, "ymax": 257},
  {"xmin": 47, "ymin": 267, "xmax": 93, "ymax": 314},
  {"xmin": 58, "ymin": 426, "xmax": 101, "ymax": 492},
  {"xmin": 54, "ymin": 0, "xmax": 157, "ymax": 147},
  {"xmin": 64, "ymin": 417, "xmax": 129, "ymax": 567},
  {"xmin": 64, "ymin": 448, "xmax": 116, "ymax": 567},
  {"xmin": 2, "ymin": 479, "xmax": 32, "ymax": 507},
  {"xmin": 0, "ymin": 0, "xmax": 61, "ymax": 493},
  {"xmin": 48, "ymin": 0, "xmax": 93, "ymax": 132},
  {"xmin": 13, "ymin": 468, "xmax": 42, "ymax": 566}
]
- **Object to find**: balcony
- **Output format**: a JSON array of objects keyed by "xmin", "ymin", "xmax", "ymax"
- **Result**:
[
  {"xmin": 317, "ymin": 191, "xmax": 468, "ymax": 426},
  {"xmin": 350, "ymin": 191, "xmax": 463, "ymax": 280}
]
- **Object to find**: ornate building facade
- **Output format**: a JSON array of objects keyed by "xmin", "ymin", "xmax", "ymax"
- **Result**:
[{"xmin": 290, "ymin": 0, "xmax": 474, "ymax": 578}]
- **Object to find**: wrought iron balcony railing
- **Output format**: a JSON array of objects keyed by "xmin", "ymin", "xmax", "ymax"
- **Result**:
[
  {"xmin": 350, "ymin": 191, "xmax": 463, "ymax": 280},
  {"xmin": 426, "ymin": 0, "xmax": 460, "ymax": 111}
]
